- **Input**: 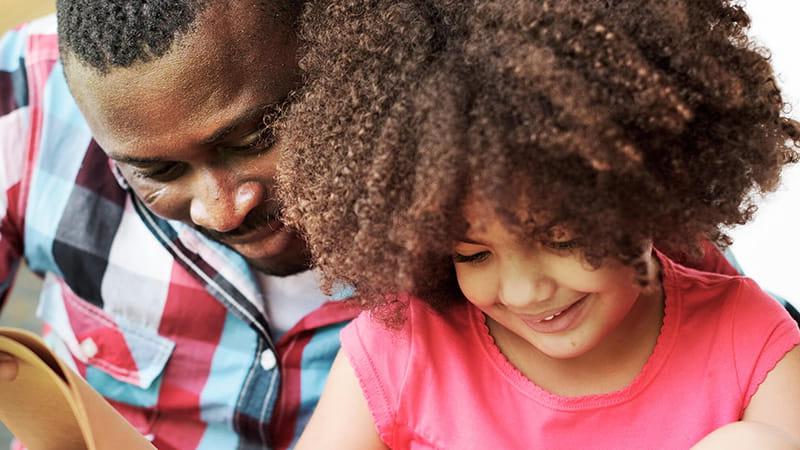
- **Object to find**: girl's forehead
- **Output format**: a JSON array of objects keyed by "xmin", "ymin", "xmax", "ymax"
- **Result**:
[
  {"xmin": 462, "ymin": 194, "xmax": 550, "ymax": 230},
  {"xmin": 462, "ymin": 201, "xmax": 532, "ymax": 243},
  {"xmin": 462, "ymin": 197, "xmax": 503, "ymax": 232}
]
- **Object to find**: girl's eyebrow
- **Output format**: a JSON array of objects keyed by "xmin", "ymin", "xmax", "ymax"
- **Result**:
[{"xmin": 457, "ymin": 236, "xmax": 484, "ymax": 245}]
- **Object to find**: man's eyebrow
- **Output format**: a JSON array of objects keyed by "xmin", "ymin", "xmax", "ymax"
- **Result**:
[
  {"xmin": 108, "ymin": 154, "xmax": 167, "ymax": 165},
  {"xmin": 201, "ymin": 104, "xmax": 273, "ymax": 145}
]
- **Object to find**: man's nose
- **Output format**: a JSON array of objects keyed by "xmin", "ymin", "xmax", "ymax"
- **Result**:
[
  {"xmin": 189, "ymin": 176, "xmax": 264, "ymax": 233},
  {"xmin": 498, "ymin": 269, "xmax": 556, "ymax": 308}
]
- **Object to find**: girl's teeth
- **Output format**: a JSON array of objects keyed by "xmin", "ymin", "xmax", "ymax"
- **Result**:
[{"xmin": 540, "ymin": 310, "xmax": 564, "ymax": 322}]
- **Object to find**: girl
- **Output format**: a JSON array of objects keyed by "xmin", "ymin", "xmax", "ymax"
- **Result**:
[{"xmin": 278, "ymin": 0, "xmax": 800, "ymax": 448}]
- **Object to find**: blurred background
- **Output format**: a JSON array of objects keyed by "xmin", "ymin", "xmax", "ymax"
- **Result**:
[
  {"xmin": 0, "ymin": 0, "xmax": 799, "ymax": 447},
  {"xmin": 0, "ymin": 0, "xmax": 54, "ymax": 36},
  {"xmin": 727, "ymin": 2, "xmax": 800, "ymax": 302}
]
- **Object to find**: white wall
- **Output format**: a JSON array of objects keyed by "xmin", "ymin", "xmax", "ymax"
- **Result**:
[{"xmin": 729, "ymin": 1, "xmax": 800, "ymax": 302}]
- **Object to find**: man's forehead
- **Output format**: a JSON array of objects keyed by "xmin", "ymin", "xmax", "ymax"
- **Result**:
[
  {"xmin": 102, "ymin": 102, "xmax": 272, "ymax": 162},
  {"xmin": 67, "ymin": 56, "xmax": 245, "ymax": 142},
  {"xmin": 63, "ymin": 0, "xmax": 298, "ymax": 89},
  {"xmin": 64, "ymin": 0, "xmax": 299, "ymax": 152}
]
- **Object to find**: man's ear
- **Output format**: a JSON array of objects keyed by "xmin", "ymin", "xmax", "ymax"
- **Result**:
[{"xmin": 110, "ymin": 160, "xmax": 131, "ymax": 190}]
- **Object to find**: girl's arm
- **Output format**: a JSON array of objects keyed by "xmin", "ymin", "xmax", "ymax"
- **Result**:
[
  {"xmin": 295, "ymin": 351, "xmax": 388, "ymax": 450},
  {"xmin": 692, "ymin": 345, "xmax": 800, "ymax": 449}
]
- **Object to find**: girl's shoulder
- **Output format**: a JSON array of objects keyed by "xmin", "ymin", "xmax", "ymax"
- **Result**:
[
  {"xmin": 660, "ymin": 250, "xmax": 785, "ymax": 318},
  {"xmin": 341, "ymin": 296, "xmax": 475, "ymax": 364},
  {"xmin": 338, "ymin": 297, "xmax": 486, "ymax": 448},
  {"xmin": 665, "ymin": 257, "xmax": 796, "ymax": 349},
  {"xmin": 660, "ymin": 253, "xmax": 799, "ymax": 402}
]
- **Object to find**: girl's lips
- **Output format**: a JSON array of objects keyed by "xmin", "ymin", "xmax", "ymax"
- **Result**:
[{"xmin": 518, "ymin": 294, "xmax": 590, "ymax": 334}]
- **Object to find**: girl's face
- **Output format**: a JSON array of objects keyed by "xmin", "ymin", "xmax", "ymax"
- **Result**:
[{"xmin": 453, "ymin": 201, "xmax": 651, "ymax": 360}]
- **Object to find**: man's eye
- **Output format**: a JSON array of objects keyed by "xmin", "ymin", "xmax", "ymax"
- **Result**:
[
  {"xmin": 453, "ymin": 251, "xmax": 491, "ymax": 264},
  {"xmin": 133, "ymin": 163, "xmax": 184, "ymax": 182},
  {"xmin": 228, "ymin": 127, "xmax": 276, "ymax": 154}
]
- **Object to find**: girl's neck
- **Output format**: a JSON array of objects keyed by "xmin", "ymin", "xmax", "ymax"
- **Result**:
[{"xmin": 488, "ymin": 271, "xmax": 666, "ymax": 397}]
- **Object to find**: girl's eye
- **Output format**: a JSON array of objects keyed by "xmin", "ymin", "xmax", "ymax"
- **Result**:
[
  {"xmin": 134, "ymin": 162, "xmax": 185, "ymax": 182},
  {"xmin": 543, "ymin": 240, "xmax": 580, "ymax": 251},
  {"xmin": 453, "ymin": 251, "xmax": 491, "ymax": 265}
]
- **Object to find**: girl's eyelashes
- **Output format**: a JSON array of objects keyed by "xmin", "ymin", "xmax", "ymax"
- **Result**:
[{"xmin": 453, "ymin": 251, "xmax": 491, "ymax": 264}]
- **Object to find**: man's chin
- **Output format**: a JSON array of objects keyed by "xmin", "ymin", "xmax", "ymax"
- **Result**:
[{"xmin": 229, "ymin": 228, "xmax": 311, "ymax": 276}]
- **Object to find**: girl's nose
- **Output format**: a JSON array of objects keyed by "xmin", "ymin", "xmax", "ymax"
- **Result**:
[{"xmin": 499, "ymin": 271, "xmax": 556, "ymax": 308}]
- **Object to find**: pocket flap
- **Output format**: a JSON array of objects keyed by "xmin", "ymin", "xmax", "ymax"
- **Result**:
[{"xmin": 36, "ymin": 276, "xmax": 175, "ymax": 390}]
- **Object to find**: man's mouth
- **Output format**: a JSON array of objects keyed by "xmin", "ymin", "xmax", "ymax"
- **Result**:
[{"xmin": 198, "ymin": 209, "xmax": 285, "ymax": 245}]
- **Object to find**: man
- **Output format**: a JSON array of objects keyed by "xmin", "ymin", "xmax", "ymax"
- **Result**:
[{"xmin": 0, "ymin": 1, "xmax": 355, "ymax": 448}]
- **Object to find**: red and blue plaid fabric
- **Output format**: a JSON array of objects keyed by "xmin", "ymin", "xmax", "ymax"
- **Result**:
[{"xmin": 0, "ymin": 17, "xmax": 356, "ymax": 450}]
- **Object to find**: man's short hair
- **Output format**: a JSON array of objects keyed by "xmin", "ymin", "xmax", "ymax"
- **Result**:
[{"xmin": 56, "ymin": 0, "xmax": 211, "ymax": 72}]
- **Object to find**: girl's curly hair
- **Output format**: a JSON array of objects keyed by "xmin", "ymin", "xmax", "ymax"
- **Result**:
[{"xmin": 277, "ymin": 0, "xmax": 800, "ymax": 312}]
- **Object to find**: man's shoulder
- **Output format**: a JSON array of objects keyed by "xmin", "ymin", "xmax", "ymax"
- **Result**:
[
  {"xmin": 5, "ymin": 14, "xmax": 57, "ymax": 38},
  {"xmin": 1, "ymin": 12, "xmax": 91, "ymax": 169},
  {"xmin": 1, "ymin": 14, "xmax": 66, "ymax": 120},
  {"xmin": 1, "ymin": 15, "xmax": 58, "ymax": 63}
]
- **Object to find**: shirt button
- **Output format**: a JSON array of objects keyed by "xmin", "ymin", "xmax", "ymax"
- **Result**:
[
  {"xmin": 80, "ymin": 338, "xmax": 98, "ymax": 359},
  {"xmin": 259, "ymin": 349, "xmax": 277, "ymax": 371}
]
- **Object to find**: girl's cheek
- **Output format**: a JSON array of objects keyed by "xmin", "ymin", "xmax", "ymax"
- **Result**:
[{"xmin": 456, "ymin": 267, "xmax": 497, "ymax": 307}]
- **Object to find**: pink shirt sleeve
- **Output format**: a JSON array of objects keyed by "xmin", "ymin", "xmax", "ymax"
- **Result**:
[
  {"xmin": 340, "ymin": 309, "xmax": 413, "ymax": 447},
  {"xmin": 730, "ymin": 278, "xmax": 800, "ymax": 411}
]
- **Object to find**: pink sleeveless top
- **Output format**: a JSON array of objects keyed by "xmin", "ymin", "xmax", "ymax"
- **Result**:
[{"xmin": 340, "ymin": 253, "xmax": 800, "ymax": 449}]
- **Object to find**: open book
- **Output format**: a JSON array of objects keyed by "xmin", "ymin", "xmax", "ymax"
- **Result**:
[{"xmin": 0, "ymin": 327, "xmax": 156, "ymax": 450}]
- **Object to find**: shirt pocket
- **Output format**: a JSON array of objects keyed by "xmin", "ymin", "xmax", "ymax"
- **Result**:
[{"xmin": 35, "ymin": 274, "xmax": 175, "ymax": 408}]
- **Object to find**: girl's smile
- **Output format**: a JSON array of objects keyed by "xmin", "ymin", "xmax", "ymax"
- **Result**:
[{"xmin": 515, "ymin": 293, "xmax": 591, "ymax": 334}]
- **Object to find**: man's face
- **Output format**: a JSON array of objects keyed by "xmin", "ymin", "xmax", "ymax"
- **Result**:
[{"xmin": 65, "ymin": 1, "xmax": 310, "ymax": 275}]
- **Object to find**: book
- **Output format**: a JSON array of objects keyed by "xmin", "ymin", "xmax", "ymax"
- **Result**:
[{"xmin": 0, "ymin": 327, "xmax": 155, "ymax": 450}]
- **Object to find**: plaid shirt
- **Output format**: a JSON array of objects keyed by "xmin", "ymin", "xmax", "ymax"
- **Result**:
[{"xmin": 0, "ymin": 17, "xmax": 356, "ymax": 450}]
